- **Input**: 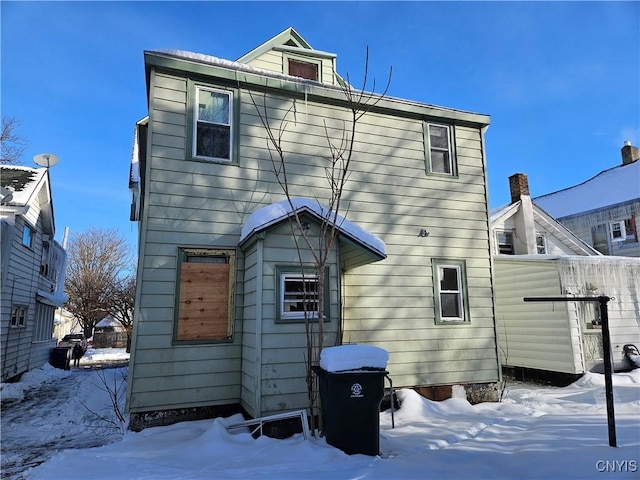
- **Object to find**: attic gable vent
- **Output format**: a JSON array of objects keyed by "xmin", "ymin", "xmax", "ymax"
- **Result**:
[{"xmin": 287, "ymin": 58, "xmax": 318, "ymax": 81}]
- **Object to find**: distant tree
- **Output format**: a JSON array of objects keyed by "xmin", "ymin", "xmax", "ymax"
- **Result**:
[
  {"xmin": 65, "ymin": 228, "xmax": 133, "ymax": 339},
  {"xmin": 1, "ymin": 116, "xmax": 28, "ymax": 165},
  {"xmin": 108, "ymin": 274, "xmax": 136, "ymax": 352}
]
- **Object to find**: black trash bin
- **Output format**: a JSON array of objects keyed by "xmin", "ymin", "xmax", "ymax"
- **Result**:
[
  {"xmin": 50, "ymin": 347, "xmax": 71, "ymax": 370},
  {"xmin": 314, "ymin": 366, "xmax": 387, "ymax": 455}
]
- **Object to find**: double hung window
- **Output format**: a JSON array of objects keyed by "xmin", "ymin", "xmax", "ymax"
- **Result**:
[
  {"xmin": 193, "ymin": 86, "xmax": 234, "ymax": 162},
  {"xmin": 10, "ymin": 306, "xmax": 27, "ymax": 327},
  {"xmin": 425, "ymin": 123, "xmax": 456, "ymax": 176},
  {"xmin": 433, "ymin": 259, "xmax": 469, "ymax": 324}
]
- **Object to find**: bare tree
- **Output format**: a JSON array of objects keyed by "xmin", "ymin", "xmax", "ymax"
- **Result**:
[
  {"xmin": 108, "ymin": 274, "xmax": 136, "ymax": 352},
  {"xmin": 65, "ymin": 228, "xmax": 133, "ymax": 338},
  {"xmin": 1, "ymin": 117, "xmax": 28, "ymax": 165},
  {"xmin": 249, "ymin": 49, "xmax": 391, "ymax": 432}
]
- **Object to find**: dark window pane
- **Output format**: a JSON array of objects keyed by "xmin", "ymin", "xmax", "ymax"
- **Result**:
[
  {"xmin": 288, "ymin": 59, "xmax": 318, "ymax": 80},
  {"xmin": 430, "ymin": 150, "xmax": 450, "ymax": 173},
  {"xmin": 429, "ymin": 125, "xmax": 449, "ymax": 149},
  {"xmin": 197, "ymin": 123, "xmax": 230, "ymax": 159},
  {"xmin": 441, "ymin": 293, "xmax": 460, "ymax": 317},
  {"xmin": 440, "ymin": 267, "xmax": 459, "ymax": 291}
]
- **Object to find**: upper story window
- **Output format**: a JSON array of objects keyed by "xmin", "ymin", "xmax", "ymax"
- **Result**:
[
  {"xmin": 610, "ymin": 221, "xmax": 625, "ymax": 241},
  {"xmin": 194, "ymin": 86, "xmax": 233, "ymax": 162},
  {"xmin": 432, "ymin": 259, "xmax": 469, "ymax": 324},
  {"xmin": 424, "ymin": 123, "xmax": 456, "ymax": 176},
  {"xmin": 496, "ymin": 231, "xmax": 514, "ymax": 255},
  {"xmin": 285, "ymin": 57, "xmax": 320, "ymax": 81},
  {"xmin": 22, "ymin": 224, "xmax": 34, "ymax": 249},
  {"xmin": 10, "ymin": 305, "xmax": 27, "ymax": 327},
  {"xmin": 536, "ymin": 234, "xmax": 547, "ymax": 254}
]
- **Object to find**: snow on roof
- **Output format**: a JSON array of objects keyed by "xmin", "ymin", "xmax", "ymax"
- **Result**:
[
  {"xmin": 0, "ymin": 166, "xmax": 47, "ymax": 206},
  {"xmin": 149, "ymin": 49, "xmax": 322, "ymax": 87},
  {"xmin": 533, "ymin": 161, "xmax": 640, "ymax": 219},
  {"xmin": 319, "ymin": 344, "xmax": 389, "ymax": 372},
  {"xmin": 95, "ymin": 316, "xmax": 121, "ymax": 328},
  {"xmin": 239, "ymin": 197, "xmax": 386, "ymax": 258}
]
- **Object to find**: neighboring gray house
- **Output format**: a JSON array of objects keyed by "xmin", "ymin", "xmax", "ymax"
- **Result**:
[
  {"xmin": 491, "ymin": 173, "xmax": 640, "ymax": 382},
  {"xmin": 1, "ymin": 166, "xmax": 67, "ymax": 381},
  {"xmin": 127, "ymin": 28, "xmax": 501, "ymax": 430},
  {"xmin": 534, "ymin": 143, "xmax": 640, "ymax": 257}
]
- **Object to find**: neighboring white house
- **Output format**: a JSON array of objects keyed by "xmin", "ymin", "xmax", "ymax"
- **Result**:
[
  {"xmin": 491, "ymin": 173, "xmax": 640, "ymax": 382},
  {"xmin": 126, "ymin": 27, "xmax": 501, "ymax": 430},
  {"xmin": 1, "ymin": 166, "xmax": 68, "ymax": 381},
  {"xmin": 534, "ymin": 143, "xmax": 640, "ymax": 257}
]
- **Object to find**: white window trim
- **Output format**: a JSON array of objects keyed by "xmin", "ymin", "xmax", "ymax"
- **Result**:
[
  {"xmin": 536, "ymin": 233, "xmax": 547, "ymax": 254},
  {"xmin": 10, "ymin": 305, "xmax": 27, "ymax": 327},
  {"xmin": 496, "ymin": 230, "xmax": 515, "ymax": 255},
  {"xmin": 193, "ymin": 86, "xmax": 234, "ymax": 162},
  {"xmin": 283, "ymin": 53, "xmax": 322, "ymax": 81},
  {"xmin": 280, "ymin": 272, "xmax": 320, "ymax": 320},
  {"xmin": 433, "ymin": 260, "xmax": 469, "ymax": 324},
  {"xmin": 426, "ymin": 123, "xmax": 454, "ymax": 176},
  {"xmin": 22, "ymin": 224, "xmax": 34, "ymax": 249},
  {"xmin": 609, "ymin": 221, "xmax": 626, "ymax": 241}
]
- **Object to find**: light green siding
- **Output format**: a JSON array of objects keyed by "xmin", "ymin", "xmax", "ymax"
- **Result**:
[{"xmin": 128, "ymin": 57, "xmax": 498, "ymax": 416}]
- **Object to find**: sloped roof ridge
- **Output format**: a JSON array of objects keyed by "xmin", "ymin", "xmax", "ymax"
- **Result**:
[
  {"xmin": 236, "ymin": 27, "xmax": 312, "ymax": 64},
  {"xmin": 534, "ymin": 161, "xmax": 633, "ymax": 200}
]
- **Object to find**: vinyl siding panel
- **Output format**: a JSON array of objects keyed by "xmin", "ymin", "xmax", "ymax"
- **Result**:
[
  {"xmin": 494, "ymin": 258, "xmax": 583, "ymax": 374},
  {"xmin": 128, "ymin": 65, "xmax": 498, "ymax": 416}
]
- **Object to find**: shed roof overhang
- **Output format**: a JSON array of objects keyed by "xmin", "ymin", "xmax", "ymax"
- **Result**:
[{"xmin": 239, "ymin": 198, "xmax": 386, "ymax": 271}]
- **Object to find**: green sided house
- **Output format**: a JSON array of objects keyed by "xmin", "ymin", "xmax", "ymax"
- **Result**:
[{"xmin": 126, "ymin": 28, "xmax": 500, "ymax": 430}]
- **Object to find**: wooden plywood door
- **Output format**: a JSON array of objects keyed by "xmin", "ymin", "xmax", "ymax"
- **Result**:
[{"xmin": 177, "ymin": 262, "xmax": 231, "ymax": 341}]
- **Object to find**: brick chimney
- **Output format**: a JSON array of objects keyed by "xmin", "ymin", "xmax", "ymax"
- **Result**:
[
  {"xmin": 509, "ymin": 173, "xmax": 530, "ymax": 204},
  {"xmin": 621, "ymin": 141, "xmax": 640, "ymax": 165}
]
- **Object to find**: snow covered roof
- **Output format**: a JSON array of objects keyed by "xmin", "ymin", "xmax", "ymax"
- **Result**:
[
  {"xmin": 0, "ymin": 166, "xmax": 54, "ymax": 234},
  {"xmin": 96, "ymin": 316, "xmax": 123, "ymax": 328},
  {"xmin": 239, "ymin": 198, "xmax": 386, "ymax": 269},
  {"xmin": 533, "ymin": 160, "xmax": 640, "ymax": 219},
  {"xmin": 0, "ymin": 166, "xmax": 48, "ymax": 206}
]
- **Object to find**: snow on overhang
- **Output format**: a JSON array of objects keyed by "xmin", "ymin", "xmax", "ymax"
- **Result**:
[{"xmin": 239, "ymin": 198, "xmax": 386, "ymax": 270}]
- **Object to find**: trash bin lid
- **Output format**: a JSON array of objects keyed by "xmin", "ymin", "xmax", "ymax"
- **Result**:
[{"xmin": 320, "ymin": 345, "xmax": 389, "ymax": 373}]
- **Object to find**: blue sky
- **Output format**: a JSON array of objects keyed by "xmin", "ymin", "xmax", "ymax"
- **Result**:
[{"xmin": 2, "ymin": 1, "xmax": 638, "ymax": 249}]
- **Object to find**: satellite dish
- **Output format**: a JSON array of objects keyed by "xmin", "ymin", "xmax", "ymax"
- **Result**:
[{"xmin": 33, "ymin": 153, "xmax": 60, "ymax": 168}]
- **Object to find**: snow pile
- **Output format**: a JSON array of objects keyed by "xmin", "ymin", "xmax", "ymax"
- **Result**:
[
  {"xmin": 319, "ymin": 344, "xmax": 389, "ymax": 372},
  {"xmin": 3, "ymin": 357, "xmax": 640, "ymax": 480},
  {"xmin": 240, "ymin": 197, "xmax": 386, "ymax": 257}
]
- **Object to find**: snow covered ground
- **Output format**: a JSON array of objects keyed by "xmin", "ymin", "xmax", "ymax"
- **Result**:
[{"xmin": 1, "ymin": 350, "xmax": 639, "ymax": 480}]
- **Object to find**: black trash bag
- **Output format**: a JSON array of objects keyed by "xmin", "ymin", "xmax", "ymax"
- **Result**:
[{"xmin": 623, "ymin": 344, "xmax": 640, "ymax": 369}]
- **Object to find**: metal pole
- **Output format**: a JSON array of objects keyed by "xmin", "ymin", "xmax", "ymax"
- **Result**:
[
  {"xmin": 523, "ymin": 295, "xmax": 616, "ymax": 447},
  {"xmin": 598, "ymin": 296, "xmax": 617, "ymax": 447}
]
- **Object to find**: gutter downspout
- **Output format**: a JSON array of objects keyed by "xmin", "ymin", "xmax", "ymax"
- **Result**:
[{"xmin": 254, "ymin": 233, "xmax": 265, "ymax": 417}]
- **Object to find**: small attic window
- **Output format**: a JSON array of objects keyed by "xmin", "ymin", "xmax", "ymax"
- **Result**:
[{"xmin": 287, "ymin": 58, "xmax": 319, "ymax": 81}]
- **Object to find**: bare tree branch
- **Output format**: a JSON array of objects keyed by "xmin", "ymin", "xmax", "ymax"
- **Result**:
[{"xmin": 1, "ymin": 117, "xmax": 28, "ymax": 165}]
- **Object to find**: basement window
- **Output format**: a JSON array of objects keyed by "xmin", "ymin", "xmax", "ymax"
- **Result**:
[{"xmin": 175, "ymin": 248, "xmax": 236, "ymax": 343}]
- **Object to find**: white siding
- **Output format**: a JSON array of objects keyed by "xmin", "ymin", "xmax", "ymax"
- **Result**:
[{"xmin": 494, "ymin": 257, "xmax": 584, "ymax": 374}]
